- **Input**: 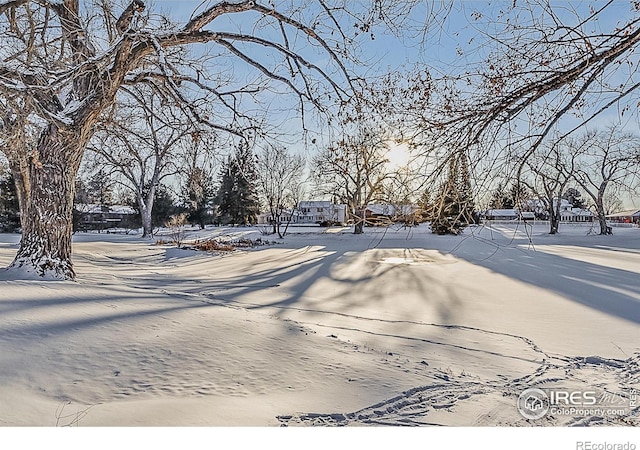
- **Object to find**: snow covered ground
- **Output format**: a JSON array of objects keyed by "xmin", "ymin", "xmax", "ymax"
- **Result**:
[{"xmin": 0, "ymin": 222, "xmax": 638, "ymax": 428}]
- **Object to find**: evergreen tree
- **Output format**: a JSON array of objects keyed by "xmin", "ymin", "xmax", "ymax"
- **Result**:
[
  {"xmin": 0, "ymin": 169, "xmax": 20, "ymax": 232},
  {"xmin": 417, "ymin": 188, "xmax": 433, "ymax": 223},
  {"xmin": 87, "ymin": 170, "xmax": 114, "ymax": 205},
  {"xmin": 457, "ymin": 153, "xmax": 477, "ymax": 224},
  {"xmin": 151, "ymin": 184, "xmax": 177, "ymax": 228},
  {"xmin": 509, "ymin": 182, "xmax": 528, "ymax": 210},
  {"xmin": 74, "ymin": 178, "xmax": 91, "ymax": 205},
  {"xmin": 429, "ymin": 154, "xmax": 477, "ymax": 234},
  {"xmin": 216, "ymin": 144, "xmax": 260, "ymax": 225},
  {"xmin": 489, "ymin": 182, "xmax": 513, "ymax": 209},
  {"xmin": 430, "ymin": 157, "xmax": 463, "ymax": 235},
  {"xmin": 182, "ymin": 166, "xmax": 215, "ymax": 229},
  {"xmin": 563, "ymin": 188, "xmax": 586, "ymax": 209},
  {"xmin": 124, "ymin": 183, "xmax": 177, "ymax": 230},
  {"xmin": 72, "ymin": 179, "xmax": 91, "ymax": 232}
]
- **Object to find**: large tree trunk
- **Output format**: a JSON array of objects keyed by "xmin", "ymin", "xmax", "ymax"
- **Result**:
[
  {"xmin": 138, "ymin": 185, "xmax": 157, "ymax": 238},
  {"xmin": 7, "ymin": 126, "xmax": 82, "ymax": 280},
  {"xmin": 549, "ymin": 211, "xmax": 560, "ymax": 234},
  {"xmin": 353, "ymin": 208, "xmax": 365, "ymax": 235},
  {"xmin": 548, "ymin": 196, "xmax": 562, "ymax": 235},
  {"xmin": 139, "ymin": 202, "xmax": 154, "ymax": 238},
  {"xmin": 141, "ymin": 208, "xmax": 153, "ymax": 237},
  {"xmin": 595, "ymin": 188, "xmax": 612, "ymax": 235},
  {"xmin": 270, "ymin": 204, "xmax": 277, "ymax": 236},
  {"xmin": 595, "ymin": 203, "xmax": 611, "ymax": 235}
]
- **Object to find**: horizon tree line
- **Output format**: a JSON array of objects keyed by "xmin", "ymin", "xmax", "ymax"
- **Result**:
[{"xmin": 2, "ymin": 1, "xmax": 640, "ymax": 278}]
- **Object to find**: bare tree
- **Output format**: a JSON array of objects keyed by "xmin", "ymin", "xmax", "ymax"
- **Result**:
[
  {"xmin": 466, "ymin": 2, "xmax": 640, "ymax": 162},
  {"xmin": 0, "ymin": 0, "xmax": 366, "ymax": 279},
  {"xmin": 180, "ymin": 138, "xmax": 218, "ymax": 231},
  {"xmin": 569, "ymin": 127, "xmax": 640, "ymax": 235},
  {"xmin": 394, "ymin": 2, "xmax": 640, "ymax": 195},
  {"xmin": 256, "ymin": 145, "xmax": 305, "ymax": 238},
  {"xmin": 382, "ymin": 166, "xmax": 420, "ymax": 226},
  {"xmin": 88, "ymin": 86, "xmax": 195, "ymax": 238},
  {"xmin": 521, "ymin": 141, "xmax": 575, "ymax": 235},
  {"xmin": 313, "ymin": 127, "xmax": 390, "ymax": 234},
  {"xmin": 603, "ymin": 191, "xmax": 625, "ymax": 217}
]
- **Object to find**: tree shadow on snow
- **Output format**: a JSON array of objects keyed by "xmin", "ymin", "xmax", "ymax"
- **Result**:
[{"xmin": 448, "ymin": 226, "xmax": 640, "ymax": 325}]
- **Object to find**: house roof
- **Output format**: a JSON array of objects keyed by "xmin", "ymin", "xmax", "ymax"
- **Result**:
[
  {"xmin": 366, "ymin": 204, "xmax": 394, "ymax": 215},
  {"xmin": 299, "ymin": 200, "xmax": 332, "ymax": 207},
  {"xmin": 606, "ymin": 209, "xmax": 640, "ymax": 218},
  {"xmin": 485, "ymin": 209, "xmax": 518, "ymax": 216},
  {"xmin": 75, "ymin": 204, "xmax": 136, "ymax": 215},
  {"xmin": 365, "ymin": 204, "xmax": 416, "ymax": 216},
  {"xmin": 562, "ymin": 208, "xmax": 593, "ymax": 217}
]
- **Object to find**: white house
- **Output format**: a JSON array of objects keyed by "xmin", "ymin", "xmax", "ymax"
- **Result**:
[
  {"xmin": 256, "ymin": 210, "xmax": 293, "ymax": 225},
  {"xmin": 295, "ymin": 201, "xmax": 346, "ymax": 225},
  {"xmin": 555, "ymin": 199, "xmax": 593, "ymax": 222},
  {"xmin": 560, "ymin": 207, "xmax": 593, "ymax": 222},
  {"xmin": 522, "ymin": 198, "xmax": 594, "ymax": 222},
  {"xmin": 484, "ymin": 209, "xmax": 539, "ymax": 221}
]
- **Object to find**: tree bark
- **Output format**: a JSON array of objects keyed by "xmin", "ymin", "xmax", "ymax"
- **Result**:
[
  {"xmin": 353, "ymin": 208, "xmax": 365, "ymax": 234},
  {"xmin": 7, "ymin": 126, "xmax": 82, "ymax": 280},
  {"xmin": 0, "ymin": 0, "xmax": 354, "ymax": 279},
  {"xmin": 595, "ymin": 186, "xmax": 612, "ymax": 235},
  {"xmin": 141, "ymin": 206, "xmax": 153, "ymax": 238},
  {"xmin": 549, "ymin": 213, "xmax": 559, "ymax": 235},
  {"xmin": 549, "ymin": 197, "xmax": 561, "ymax": 235},
  {"xmin": 595, "ymin": 202, "xmax": 611, "ymax": 235},
  {"xmin": 136, "ymin": 182, "xmax": 157, "ymax": 238}
]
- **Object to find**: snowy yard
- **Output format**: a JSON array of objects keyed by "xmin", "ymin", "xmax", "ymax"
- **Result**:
[{"xmin": 0, "ymin": 223, "xmax": 638, "ymax": 426}]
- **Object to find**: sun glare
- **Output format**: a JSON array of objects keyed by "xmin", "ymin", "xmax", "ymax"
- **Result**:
[{"xmin": 386, "ymin": 141, "xmax": 412, "ymax": 169}]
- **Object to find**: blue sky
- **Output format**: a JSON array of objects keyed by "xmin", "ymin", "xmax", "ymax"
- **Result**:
[
  {"xmin": 142, "ymin": 1, "xmax": 640, "ymax": 207},
  {"xmin": 148, "ymin": 1, "xmax": 637, "ymax": 69}
]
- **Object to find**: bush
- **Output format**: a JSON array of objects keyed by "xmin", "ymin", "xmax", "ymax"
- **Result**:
[{"xmin": 166, "ymin": 213, "xmax": 188, "ymax": 247}]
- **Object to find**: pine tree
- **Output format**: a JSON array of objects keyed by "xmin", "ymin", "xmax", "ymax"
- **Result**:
[
  {"xmin": 429, "ymin": 154, "xmax": 476, "ymax": 234},
  {"xmin": 124, "ymin": 183, "xmax": 177, "ymax": 230},
  {"xmin": 151, "ymin": 184, "xmax": 177, "ymax": 229},
  {"xmin": 87, "ymin": 170, "xmax": 114, "ymax": 206},
  {"xmin": 430, "ymin": 158, "xmax": 462, "ymax": 235},
  {"xmin": 0, "ymin": 169, "xmax": 20, "ymax": 232},
  {"xmin": 182, "ymin": 166, "xmax": 215, "ymax": 229},
  {"xmin": 216, "ymin": 144, "xmax": 260, "ymax": 225},
  {"xmin": 509, "ymin": 183, "xmax": 528, "ymax": 210},
  {"xmin": 457, "ymin": 153, "xmax": 476, "ymax": 224},
  {"xmin": 417, "ymin": 188, "xmax": 433, "ymax": 223},
  {"xmin": 489, "ymin": 182, "xmax": 513, "ymax": 209},
  {"xmin": 562, "ymin": 188, "xmax": 585, "ymax": 209}
]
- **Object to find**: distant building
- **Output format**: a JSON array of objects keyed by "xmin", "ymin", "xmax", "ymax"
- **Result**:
[
  {"xmin": 606, "ymin": 209, "xmax": 640, "ymax": 224},
  {"xmin": 518, "ymin": 198, "xmax": 594, "ymax": 222},
  {"xmin": 74, "ymin": 204, "xmax": 137, "ymax": 230},
  {"xmin": 560, "ymin": 208, "xmax": 593, "ymax": 222},
  {"xmin": 519, "ymin": 211, "xmax": 536, "ymax": 221},
  {"xmin": 484, "ymin": 209, "xmax": 519, "ymax": 220},
  {"xmin": 554, "ymin": 199, "xmax": 593, "ymax": 222},
  {"xmin": 295, "ymin": 201, "xmax": 347, "ymax": 225},
  {"xmin": 257, "ymin": 210, "xmax": 293, "ymax": 225},
  {"xmin": 365, "ymin": 204, "xmax": 419, "ymax": 225}
]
